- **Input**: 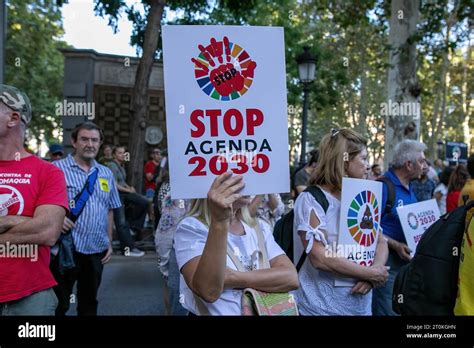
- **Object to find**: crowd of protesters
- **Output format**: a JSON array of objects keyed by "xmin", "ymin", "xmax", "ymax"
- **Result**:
[{"xmin": 0, "ymin": 84, "xmax": 472, "ymax": 317}]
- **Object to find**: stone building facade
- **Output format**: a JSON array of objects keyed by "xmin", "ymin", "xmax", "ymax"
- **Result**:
[{"xmin": 61, "ymin": 49, "xmax": 166, "ymax": 158}]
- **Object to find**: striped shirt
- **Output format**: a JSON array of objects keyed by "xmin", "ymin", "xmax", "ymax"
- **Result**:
[{"xmin": 53, "ymin": 154, "xmax": 122, "ymax": 254}]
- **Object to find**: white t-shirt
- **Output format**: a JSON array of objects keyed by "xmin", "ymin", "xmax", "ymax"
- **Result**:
[
  {"xmin": 292, "ymin": 189, "xmax": 372, "ymax": 315},
  {"xmin": 174, "ymin": 216, "xmax": 284, "ymax": 315},
  {"xmin": 434, "ymin": 183, "xmax": 448, "ymax": 215}
]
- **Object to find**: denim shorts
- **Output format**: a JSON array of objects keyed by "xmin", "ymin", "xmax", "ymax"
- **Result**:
[
  {"xmin": 0, "ymin": 288, "xmax": 58, "ymax": 316},
  {"xmin": 145, "ymin": 189, "xmax": 155, "ymax": 200}
]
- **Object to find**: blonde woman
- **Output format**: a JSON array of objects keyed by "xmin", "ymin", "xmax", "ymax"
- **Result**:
[
  {"xmin": 174, "ymin": 173, "xmax": 299, "ymax": 315},
  {"xmin": 293, "ymin": 128, "xmax": 389, "ymax": 315}
]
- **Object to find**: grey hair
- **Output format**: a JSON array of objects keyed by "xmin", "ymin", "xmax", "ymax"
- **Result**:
[{"xmin": 391, "ymin": 140, "xmax": 427, "ymax": 169}]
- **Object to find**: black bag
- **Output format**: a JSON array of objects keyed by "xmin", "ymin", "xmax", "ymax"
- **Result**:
[
  {"xmin": 392, "ymin": 200, "xmax": 474, "ymax": 315},
  {"xmin": 273, "ymin": 186, "xmax": 329, "ymax": 271}
]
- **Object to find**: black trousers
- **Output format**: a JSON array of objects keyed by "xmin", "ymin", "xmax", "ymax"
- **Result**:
[{"xmin": 51, "ymin": 250, "xmax": 106, "ymax": 316}]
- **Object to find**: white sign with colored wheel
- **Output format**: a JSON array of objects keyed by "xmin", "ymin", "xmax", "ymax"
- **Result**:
[
  {"xmin": 335, "ymin": 178, "xmax": 383, "ymax": 286},
  {"xmin": 397, "ymin": 199, "xmax": 441, "ymax": 257},
  {"xmin": 162, "ymin": 25, "xmax": 289, "ymax": 199}
]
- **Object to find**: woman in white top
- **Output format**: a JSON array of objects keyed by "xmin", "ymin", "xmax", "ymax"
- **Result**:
[
  {"xmin": 433, "ymin": 166, "xmax": 453, "ymax": 215},
  {"xmin": 293, "ymin": 128, "xmax": 389, "ymax": 315},
  {"xmin": 174, "ymin": 173, "xmax": 299, "ymax": 315},
  {"xmin": 249, "ymin": 193, "xmax": 285, "ymax": 228}
]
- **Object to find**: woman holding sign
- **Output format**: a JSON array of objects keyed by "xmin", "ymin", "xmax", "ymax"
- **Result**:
[
  {"xmin": 293, "ymin": 128, "xmax": 389, "ymax": 315},
  {"xmin": 174, "ymin": 173, "xmax": 299, "ymax": 315}
]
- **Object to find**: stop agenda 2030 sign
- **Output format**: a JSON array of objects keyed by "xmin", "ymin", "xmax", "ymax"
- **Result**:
[{"xmin": 162, "ymin": 25, "xmax": 290, "ymax": 199}]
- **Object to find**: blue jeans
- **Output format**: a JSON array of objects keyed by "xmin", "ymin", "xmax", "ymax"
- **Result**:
[
  {"xmin": 0, "ymin": 288, "xmax": 58, "ymax": 316},
  {"xmin": 167, "ymin": 248, "xmax": 188, "ymax": 316},
  {"xmin": 113, "ymin": 206, "xmax": 136, "ymax": 251},
  {"xmin": 372, "ymin": 249, "xmax": 408, "ymax": 316}
]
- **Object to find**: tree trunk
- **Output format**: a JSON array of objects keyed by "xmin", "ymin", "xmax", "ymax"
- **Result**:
[
  {"xmin": 384, "ymin": 0, "xmax": 420, "ymax": 168},
  {"xmin": 461, "ymin": 39, "xmax": 472, "ymax": 150},
  {"xmin": 359, "ymin": 70, "xmax": 368, "ymax": 137},
  {"xmin": 428, "ymin": 0, "xmax": 460, "ymax": 160},
  {"xmin": 128, "ymin": 0, "xmax": 166, "ymax": 192}
]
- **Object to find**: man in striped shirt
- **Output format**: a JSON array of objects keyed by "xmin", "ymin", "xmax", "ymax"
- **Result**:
[{"xmin": 52, "ymin": 122, "xmax": 122, "ymax": 316}]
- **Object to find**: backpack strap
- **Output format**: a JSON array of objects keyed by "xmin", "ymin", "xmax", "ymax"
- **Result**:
[
  {"xmin": 67, "ymin": 167, "xmax": 99, "ymax": 223},
  {"xmin": 305, "ymin": 186, "xmax": 330, "ymax": 213},
  {"xmin": 376, "ymin": 176, "xmax": 396, "ymax": 217},
  {"xmin": 462, "ymin": 194, "xmax": 470, "ymax": 206},
  {"xmin": 226, "ymin": 244, "xmax": 247, "ymax": 272},
  {"xmin": 254, "ymin": 222, "xmax": 271, "ymax": 269},
  {"xmin": 295, "ymin": 186, "xmax": 330, "ymax": 272}
]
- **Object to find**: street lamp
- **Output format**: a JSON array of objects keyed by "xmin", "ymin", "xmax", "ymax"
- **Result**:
[
  {"xmin": 436, "ymin": 140, "xmax": 444, "ymax": 160},
  {"xmin": 296, "ymin": 46, "xmax": 317, "ymax": 166}
]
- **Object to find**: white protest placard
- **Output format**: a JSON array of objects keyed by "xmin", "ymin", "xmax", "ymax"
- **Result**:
[
  {"xmin": 397, "ymin": 199, "xmax": 440, "ymax": 257},
  {"xmin": 162, "ymin": 26, "xmax": 290, "ymax": 199},
  {"xmin": 335, "ymin": 178, "xmax": 383, "ymax": 286}
]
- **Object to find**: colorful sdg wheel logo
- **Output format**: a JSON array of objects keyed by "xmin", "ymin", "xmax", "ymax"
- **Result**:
[
  {"xmin": 407, "ymin": 212, "xmax": 419, "ymax": 230},
  {"xmin": 191, "ymin": 36, "xmax": 257, "ymax": 101},
  {"xmin": 347, "ymin": 190, "xmax": 380, "ymax": 247}
]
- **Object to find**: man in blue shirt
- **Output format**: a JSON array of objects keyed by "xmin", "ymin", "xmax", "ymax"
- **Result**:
[
  {"xmin": 372, "ymin": 140, "xmax": 428, "ymax": 316},
  {"xmin": 51, "ymin": 122, "xmax": 122, "ymax": 316},
  {"xmin": 411, "ymin": 168, "xmax": 437, "ymax": 202}
]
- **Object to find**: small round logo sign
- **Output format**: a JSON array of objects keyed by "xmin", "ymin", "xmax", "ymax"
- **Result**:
[{"xmin": 407, "ymin": 212, "xmax": 419, "ymax": 230}]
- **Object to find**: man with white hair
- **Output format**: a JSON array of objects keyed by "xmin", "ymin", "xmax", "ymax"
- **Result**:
[
  {"xmin": 372, "ymin": 139, "xmax": 428, "ymax": 316},
  {"xmin": 0, "ymin": 84, "xmax": 68, "ymax": 315}
]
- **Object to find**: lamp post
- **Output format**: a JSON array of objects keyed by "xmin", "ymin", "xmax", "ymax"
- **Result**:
[
  {"xmin": 436, "ymin": 140, "xmax": 443, "ymax": 160},
  {"xmin": 296, "ymin": 46, "xmax": 316, "ymax": 166}
]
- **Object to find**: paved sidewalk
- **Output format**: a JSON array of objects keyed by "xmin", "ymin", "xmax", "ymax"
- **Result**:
[{"xmin": 66, "ymin": 252, "xmax": 166, "ymax": 315}]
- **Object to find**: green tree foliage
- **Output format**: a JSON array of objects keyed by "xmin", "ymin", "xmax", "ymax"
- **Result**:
[
  {"xmin": 86, "ymin": 0, "xmax": 474, "ymax": 165},
  {"xmin": 5, "ymin": 0, "xmax": 69, "ymax": 148}
]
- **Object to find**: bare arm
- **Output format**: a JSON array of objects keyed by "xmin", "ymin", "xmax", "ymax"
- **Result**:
[
  {"xmin": 0, "ymin": 205, "xmax": 66, "ymax": 246},
  {"xmin": 296, "ymin": 185, "xmax": 307, "ymax": 194},
  {"xmin": 116, "ymin": 183, "xmax": 133, "ymax": 193},
  {"xmin": 350, "ymin": 231, "xmax": 390, "ymax": 293},
  {"xmin": 248, "ymin": 195, "xmax": 263, "ymax": 217},
  {"xmin": 181, "ymin": 220, "xmax": 229, "ymax": 303},
  {"xmin": 385, "ymin": 234, "xmax": 412, "ymax": 261},
  {"xmin": 301, "ymin": 210, "xmax": 388, "ymax": 286},
  {"xmin": 224, "ymin": 254, "xmax": 299, "ymax": 292},
  {"xmin": 373, "ymin": 231, "xmax": 389, "ymax": 267},
  {"xmin": 180, "ymin": 173, "xmax": 244, "ymax": 303},
  {"xmin": 101, "ymin": 210, "xmax": 114, "ymax": 264},
  {"xmin": 0, "ymin": 216, "xmax": 30, "ymax": 234}
]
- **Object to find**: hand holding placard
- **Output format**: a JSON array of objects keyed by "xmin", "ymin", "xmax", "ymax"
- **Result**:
[
  {"xmin": 163, "ymin": 26, "xmax": 289, "ymax": 199},
  {"xmin": 207, "ymin": 172, "xmax": 245, "ymax": 224}
]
